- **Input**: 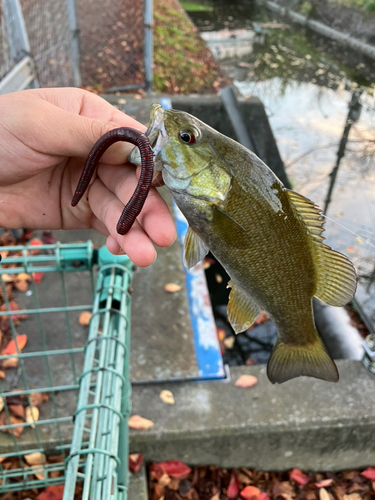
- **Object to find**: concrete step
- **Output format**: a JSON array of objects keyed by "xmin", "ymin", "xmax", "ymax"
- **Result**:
[
  {"xmin": 130, "ymin": 361, "xmax": 375, "ymax": 471},
  {"xmin": 128, "ymin": 465, "xmax": 148, "ymax": 500}
]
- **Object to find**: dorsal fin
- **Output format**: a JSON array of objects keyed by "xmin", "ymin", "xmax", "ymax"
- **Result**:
[{"xmin": 286, "ymin": 190, "xmax": 357, "ymax": 306}]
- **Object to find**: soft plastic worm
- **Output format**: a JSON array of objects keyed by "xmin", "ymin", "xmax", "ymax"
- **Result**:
[{"xmin": 71, "ymin": 128, "xmax": 154, "ymax": 235}]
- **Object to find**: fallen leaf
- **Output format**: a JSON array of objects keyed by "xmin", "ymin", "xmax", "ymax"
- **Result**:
[
  {"xmin": 273, "ymin": 480, "xmax": 295, "ymax": 499},
  {"xmin": 30, "ymin": 392, "xmax": 49, "ymax": 408},
  {"xmin": 289, "ymin": 468, "xmax": 310, "ymax": 485},
  {"xmin": 26, "ymin": 406, "xmax": 39, "ymax": 428},
  {"xmin": 29, "ymin": 239, "xmax": 43, "ymax": 255},
  {"xmin": 150, "ymin": 462, "xmax": 165, "ymax": 481},
  {"xmin": 240, "ymin": 485, "xmax": 261, "ymax": 499},
  {"xmin": 343, "ymin": 495, "xmax": 362, "ymax": 500},
  {"xmin": 258, "ymin": 494, "xmax": 270, "ymax": 500},
  {"xmin": 159, "ymin": 472, "xmax": 171, "ymax": 486},
  {"xmin": 0, "ymin": 396, "xmax": 4, "ymax": 412},
  {"xmin": 372, "ymin": 482, "xmax": 375, "ymax": 491},
  {"xmin": 37, "ymin": 484, "xmax": 65, "ymax": 500},
  {"xmin": 128, "ymin": 415, "xmax": 154, "ymax": 430},
  {"xmin": 78, "ymin": 311, "xmax": 92, "ymax": 326},
  {"xmin": 160, "ymin": 390, "xmax": 175, "ymax": 405},
  {"xmin": 32, "ymin": 272, "xmax": 44, "ymax": 284},
  {"xmin": 169, "ymin": 477, "xmax": 180, "ymax": 490},
  {"xmin": 217, "ymin": 328, "xmax": 226, "ymax": 342},
  {"xmin": 315, "ymin": 479, "xmax": 334, "ymax": 488},
  {"xmin": 0, "ymin": 456, "xmax": 6, "ymax": 463},
  {"xmin": 319, "ymin": 488, "xmax": 331, "ymax": 500},
  {"xmin": 215, "ymin": 274, "xmax": 223, "ymax": 283},
  {"xmin": 235, "ymin": 375, "xmax": 258, "ymax": 388},
  {"xmin": 24, "ymin": 452, "xmax": 46, "ymax": 466},
  {"xmin": 228, "ymin": 470, "xmax": 240, "ymax": 499},
  {"xmin": 41, "ymin": 231, "xmax": 56, "ymax": 245},
  {"xmin": 2, "ymin": 357, "xmax": 19, "ymax": 369},
  {"xmin": 210, "ymin": 493, "xmax": 220, "ymax": 500},
  {"xmin": 160, "ymin": 460, "xmax": 191, "ymax": 478},
  {"xmin": 129, "ymin": 453, "xmax": 143, "ymax": 474},
  {"xmin": 5, "ymin": 334, "xmax": 28, "ymax": 355},
  {"xmin": 10, "ymin": 415, "xmax": 24, "ymax": 438},
  {"xmin": 0, "ymin": 370, "xmax": 5, "ymax": 379},
  {"xmin": 1, "ymin": 274, "xmax": 15, "ymax": 283},
  {"xmin": 16, "ymin": 273, "xmax": 31, "ymax": 282},
  {"xmin": 361, "ymin": 468, "xmax": 375, "ymax": 480},
  {"xmin": 9, "ymin": 404, "xmax": 25, "ymax": 419},
  {"xmin": 14, "ymin": 280, "xmax": 28, "ymax": 292},
  {"xmin": 224, "ymin": 336, "xmax": 235, "ymax": 349},
  {"xmin": 164, "ymin": 283, "xmax": 181, "ymax": 293}
]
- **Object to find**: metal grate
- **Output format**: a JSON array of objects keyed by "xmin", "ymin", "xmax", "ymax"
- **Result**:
[{"xmin": 0, "ymin": 242, "xmax": 132, "ymax": 499}]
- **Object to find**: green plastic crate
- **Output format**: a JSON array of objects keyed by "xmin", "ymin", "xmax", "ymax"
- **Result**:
[{"xmin": 0, "ymin": 241, "xmax": 133, "ymax": 499}]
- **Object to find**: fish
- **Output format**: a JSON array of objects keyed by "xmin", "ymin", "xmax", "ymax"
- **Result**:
[{"xmin": 129, "ymin": 104, "xmax": 357, "ymax": 384}]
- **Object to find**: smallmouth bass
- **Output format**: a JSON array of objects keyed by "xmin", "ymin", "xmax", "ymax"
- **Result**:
[{"xmin": 129, "ymin": 104, "xmax": 357, "ymax": 384}]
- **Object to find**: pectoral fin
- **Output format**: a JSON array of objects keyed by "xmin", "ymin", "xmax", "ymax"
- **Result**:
[
  {"xmin": 287, "ymin": 190, "xmax": 357, "ymax": 306},
  {"xmin": 227, "ymin": 280, "xmax": 261, "ymax": 334},
  {"xmin": 183, "ymin": 227, "xmax": 209, "ymax": 269}
]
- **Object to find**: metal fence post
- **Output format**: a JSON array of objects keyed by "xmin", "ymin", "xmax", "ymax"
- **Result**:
[
  {"xmin": 144, "ymin": 0, "xmax": 153, "ymax": 94},
  {"xmin": 2, "ymin": 0, "xmax": 39, "ymax": 89},
  {"xmin": 66, "ymin": 0, "xmax": 82, "ymax": 87}
]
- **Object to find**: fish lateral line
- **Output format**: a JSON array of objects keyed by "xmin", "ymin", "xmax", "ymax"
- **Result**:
[{"xmin": 71, "ymin": 127, "xmax": 154, "ymax": 235}]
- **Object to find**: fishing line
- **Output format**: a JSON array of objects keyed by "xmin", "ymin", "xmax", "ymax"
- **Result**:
[{"xmin": 322, "ymin": 214, "xmax": 375, "ymax": 251}]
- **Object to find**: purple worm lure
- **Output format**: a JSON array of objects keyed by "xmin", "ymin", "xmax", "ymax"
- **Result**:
[{"xmin": 71, "ymin": 128, "xmax": 154, "ymax": 235}]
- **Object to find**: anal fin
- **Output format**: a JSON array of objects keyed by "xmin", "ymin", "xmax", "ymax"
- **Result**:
[
  {"xmin": 183, "ymin": 227, "xmax": 209, "ymax": 270},
  {"xmin": 227, "ymin": 280, "xmax": 261, "ymax": 334}
]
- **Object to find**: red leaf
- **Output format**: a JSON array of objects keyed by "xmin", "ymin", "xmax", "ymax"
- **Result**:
[
  {"xmin": 37, "ymin": 485, "xmax": 64, "ymax": 500},
  {"xmin": 42, "ymin": 231, "xmax": 56, "ymax": 245},
  {"xmin": 150, "ymin": 462, "xmax": 164, "ymax": 480},
  {"xmin": 257, "ymin": 494, "xmax": 270, "ymax": 500},
  {"xmin": 361, "ymin": 468, "xmax": 375, "ymax": 480},
  {"xmin": 33, "ymin": 272, "xmax": 44, "ymax": 285},
  {"xmin": 289, "ymin": 468, "xmax": 310, "ymax": 485},
  {"xmin": 240, "ymin": 486, "xmax": 261, "ymax": 499},
  {"xmin": 228, "ymin": 471, "xmax": 240, "ymax": 499},
  {"xmin": 129, "ymin": 453, "xmax": 143, "ymax": 474},
  {"xmin": 159, "ymin": 460, "xmax": 191, "ymax": 478},
  {"xmin": 29, "ymin": 238, "xmax": 43, "ymax": 255},
  {"xmin": 5, "ymin": 334, "xmax": 27, "ymax": 355}
]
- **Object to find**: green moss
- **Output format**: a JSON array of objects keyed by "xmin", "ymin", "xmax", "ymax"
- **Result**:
[{"xmin": 180, "ymin": 2, "xmax": 213, "ymax": 12}]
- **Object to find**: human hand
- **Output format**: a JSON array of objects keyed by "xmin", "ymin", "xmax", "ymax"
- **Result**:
[{"xmin": 0, "ymin": 88, "xmax": 176, "ymax": 266}]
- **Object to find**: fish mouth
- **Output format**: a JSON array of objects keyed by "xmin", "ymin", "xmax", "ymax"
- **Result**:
[{"xmin": 127, "ymin": 104, "xmax": 166, "ymax": 168}]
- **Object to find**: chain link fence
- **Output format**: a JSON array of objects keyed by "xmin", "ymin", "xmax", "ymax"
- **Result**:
[
  {"xmin": 77, "ymin": 0, "xmax": 146, "ymax": 91},
  {"xmin": 21, "ymin": 0, "xmax": 75, "ymax": 87},
  {"xmin": 0, "ymin": 2, "xmax": 15, "ymax": 81},
  {"xmin": 0, "ymin": 0, "xmax": 151, "ymax": 93}
]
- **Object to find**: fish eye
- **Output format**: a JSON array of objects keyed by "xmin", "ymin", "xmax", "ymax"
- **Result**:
[{"xmin": 178, "ymin": 130, "xmax": 197, "ymax": 145}]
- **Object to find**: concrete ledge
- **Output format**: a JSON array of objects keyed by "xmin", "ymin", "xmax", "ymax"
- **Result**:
[
  {"xmin": 128, "ymin": 465, "xmax": 148, "ymax": 500},
  {"xmin": 130, "ymin": 361, "xmax": 375, "ymax": 470}
]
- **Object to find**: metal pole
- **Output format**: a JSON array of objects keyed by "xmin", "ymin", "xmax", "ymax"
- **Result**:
[
  {"xmin": 3, "ymin": 0, "xmax": 39, "ymax": 88},
  {"xmin": 66, "ymin": 0, "xmax": 82, "ymax": 87},
  {"xmin": 324, "ymin": 90, "xmax": 362, "ymax": 214},
  {"xmin": 144, "ymin": 0, "xmax": 153, "ymax": 94}
]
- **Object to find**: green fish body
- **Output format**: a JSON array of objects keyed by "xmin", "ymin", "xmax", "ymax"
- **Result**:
[{"xmin": 129, "ymin": 104, "xmax": 357, "ymax": 384}]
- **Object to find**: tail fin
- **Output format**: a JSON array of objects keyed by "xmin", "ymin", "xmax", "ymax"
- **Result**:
[{"xmin": 267, "ymin": 336, "xmax": 339, "ymax": 384}]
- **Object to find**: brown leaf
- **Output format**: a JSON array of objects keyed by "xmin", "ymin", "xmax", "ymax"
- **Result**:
[
  {"xmin": 343, "ymin": 471, "xmax": 358, "ymax": 480},
  {"xmin": 2, "ymin": 357, "xmax": 19, "ymax": 369},
  {"xmin": 26, "ymin": 406, "xmax": 39, "ymax": 428},
  {"xmin": 37, "ymin": 484, "xmax": 65, "ymax": 500},
  {"xmin": 237, "ymin": 471, "xmax": 252, "ymax": 485},
  {"xmin": 0, "ymin": 370, "xmax": 5, "ymax": 379},
  {"xmin": 24, "ymin": 452, "xmax": 46, "ymax": 466},
  {"xmin": 10, "ymin": 415, "xmax": 24, "ymax": 438},
  {"xmin": 235, "ymin": 375, "xmax": 258, "ymax": 388},
  {"xmin": 343, "ymin": 495, "xmax": 362, "ymax": 500},
  {"xmin": 348, "ymin": 483, "xmax": 368, "ymax": 494},
  {"xmin": 223, "ymin": 336, "xmax": 235, "ymax": 349},
  {"xmin": 9, "ymin": 404, "xmax": 25, "ymax": 419},
  {"xmin": 30, "ymin": 392, "xmax": 48, "ymax": 409},
  {"xmin": 14, "ymin": 280, "xmax": 28, "ymax": 292},
  {"xmin": 78, "ymin": 311, "xmax": 92, "ymax": 326},
  {"xmin": 152, "ymin": 483, "xmax": 165, "ymax": 500},
  {"xmin": 128, "ymin": 415, "xmax": 154, "ymax": 430},
  {"xmin": 215, "ymin": 273, "xmax": 222, "ymax": 283},
  {"xmin": 273, "ymin": 480, "xmax": 296, "ymax": 500},
  {"xmin": 16, "ymin": 273, "xmax": 31, "ymax": 282},
  {"xmin": 319, "ymin": 488, "xmax": 331, "ymax": 500},
  {"xmin": 169, "ymin": 477, "xmax": 180, "ymax": 490},
  {"xmin": 164, "ymin": 283, "xmax": 181, "ymax": 293},
  {"xmin": 158, "ymin": 472, "xmax": 171, "ymax": 486},
  {"xmin": 0, "ymin": 396, "xmax": 4, "ymax": 412},
  {"xmin": 160, "ymin": 390, "xmax": 175, "ymax": 405}
]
